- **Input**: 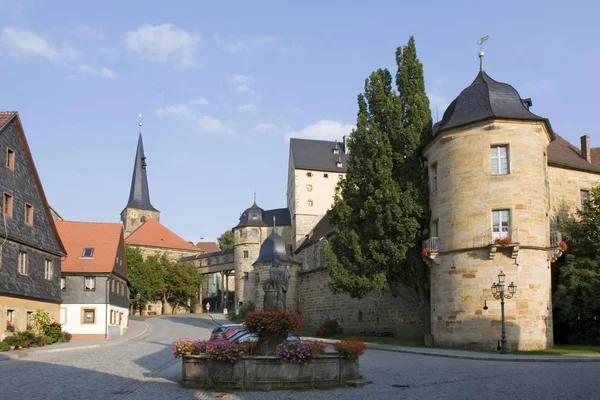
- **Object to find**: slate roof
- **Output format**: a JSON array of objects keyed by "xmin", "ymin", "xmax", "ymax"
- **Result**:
[
  {"xmin": 294, "ymin": 214, "xmax": 333, "ymax": 254},
  {"xmin": 195, "ymin": 241, "xmax": 220, "ymax": 253},
  {"xmin": 234, "ymin": 203, "xmax": 291, "ymax": 228},
  {"xmin": 125, "ymin": 218, "xmax": 201, "ymax": 251},
  {"xmin": 55, "ymin": 221, "xmax": 125, "ymax": 276},
  {"xmin": 290, "ymin": 138, "xmax": 348, "ymax": 172},
  {"xmin": 435, "ymin": 71, "xmax": 554, "ymax": 136},
  {"xmin": 124, "ymin": 133, "xmax": 158, "ymax": 212},
  {"xmin": 253, "ymin": 229, "xmax": 298, "ymax": 265}
]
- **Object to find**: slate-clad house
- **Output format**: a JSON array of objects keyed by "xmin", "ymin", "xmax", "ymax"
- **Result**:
[
  {"xmin": 0, "ymin": 111, "xmax": 66, "ymax": 340},
  {"xmin": 55, "ymin": 221, "xmax": 130, "ymax": 340}
]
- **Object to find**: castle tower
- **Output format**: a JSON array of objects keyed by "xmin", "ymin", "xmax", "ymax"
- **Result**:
[
  {"xmin": 251, "ymin": 219, "xmax": 300, "ymax": 311},
  {"xmin": 232, "ymin": 198, "xmax": 267, "ymax": 306},
  {"xmin": 121, "ymin": 118, "xmax": 160, "ymax": 237},
  {"xmin": 422, "ymin": 53, "xmax": 556, "ymax": 351}
]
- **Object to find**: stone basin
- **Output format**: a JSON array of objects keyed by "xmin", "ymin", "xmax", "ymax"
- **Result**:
[{"xmin": 181, "ymin": 354, "xmax": 360, "ymax": 390}]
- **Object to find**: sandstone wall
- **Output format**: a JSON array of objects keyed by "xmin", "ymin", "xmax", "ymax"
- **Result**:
[
  {"xmin": 548, "ymin": 165, "xmax": 600, "ymax": 218},
  {"xmin": 121, "ymin": 209, "xmax": 160, "ymax": 238}
]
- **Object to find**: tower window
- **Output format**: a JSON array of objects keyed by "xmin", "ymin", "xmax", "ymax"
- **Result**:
[
  {"xmin": 323, "ymin": 173, "xmax": 328, "ymax": 178},
  {"xmin": 25, "ymin": 203, "xmax": 33, "ymax": 226},
  {"xmin": 581, "ymin": 189, "xmax": 591, "ymax": 212},
  {"xmin": 306, "ymin": 172, "xmax": 312, "ymax": 177},
  {"xmin": 243, "ymin": 250, "xmax": 249, "ymax": 258},
  {"xmin": 5, "ymin": 148, "xmax": 15, "ymax": 170},
  {"xmin": 491, "ymin": 145, "xmax": 509, "ymax": 175},
  {"xmin": 2, "ymin": 192, "xmax": 13, "ymax": 218},
  {"xmin": 431, "ymin": 162, "xmax": 438, "ymax": 191},
  {"xmin": 82, "ymin": 248, "xmax": 94, "ymax": 258},
  {"xmin": 307, "ymin": 199, "xmax": 314, "ymax": 207},
  {"xmin": 491, "ymin": 209, "xmax": 510, "ymax": 240}
]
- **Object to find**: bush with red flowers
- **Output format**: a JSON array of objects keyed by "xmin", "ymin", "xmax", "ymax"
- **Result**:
[
  {"xmin": 334, "ymin": 338, "xmax": 367, "ymax": 360},
  {"xmin": 244, "ymin": 311, "xmax": 302, "ymax": 334},
  {"xmin": 494, "ymin": 236, "xmax": 512, "ymax": 247}
]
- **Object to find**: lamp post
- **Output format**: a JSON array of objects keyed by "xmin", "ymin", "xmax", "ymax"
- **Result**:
[{"xmin": 491, "ymin": 271, "xmax": 517, "ymax": 354}]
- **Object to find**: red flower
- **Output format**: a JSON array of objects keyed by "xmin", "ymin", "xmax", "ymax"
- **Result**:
[
  {"xmin": 422, "ymin": 248, "xmax": 430, "ymax": 257},
  {"xmin": 559, "ymin": 240, "xmax": 568, "ymax": 252}
]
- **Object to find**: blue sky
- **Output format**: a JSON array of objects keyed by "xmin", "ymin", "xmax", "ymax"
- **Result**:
[{"xmin": 1, "ymin": 0, "xmax": 599, "ymax": 243}]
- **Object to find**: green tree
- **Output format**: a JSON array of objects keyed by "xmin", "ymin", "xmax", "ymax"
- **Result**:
[
  {"xmin": 165, "ymin": 261, "xmax": 203, "ymax": 313},
  {"xmin": 325, "ymin": 36, "xmax": 431, "ymax": 303},
  {"xmin": 217, "ymin": 229, "xmax": 234, "ymax": 250},
  {"xmin": 553, "ymin": 186, "xmax": 600, "ymax": 343},
  {"xmin": 126, "ymin": 246, "xmax": 165, "ymax": 313}
]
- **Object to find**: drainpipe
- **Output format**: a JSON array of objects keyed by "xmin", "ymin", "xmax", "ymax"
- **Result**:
[{"xmin": 105, "ymin": 276, "xmax": 109, "ymax": 340}]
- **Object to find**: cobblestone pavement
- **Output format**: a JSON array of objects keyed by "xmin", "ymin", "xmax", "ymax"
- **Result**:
[{"xmin": 1, "ymin": 315, "xmax": 599, "ymax": 400}]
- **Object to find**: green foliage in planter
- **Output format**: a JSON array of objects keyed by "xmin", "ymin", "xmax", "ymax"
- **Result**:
[
  {"xmin": 2, "ymin": 330, "xmax": 45, "ymax": 349},
  {"xmin": 334, "ymin": 338, "xmax": 367, "ymax": 360}
]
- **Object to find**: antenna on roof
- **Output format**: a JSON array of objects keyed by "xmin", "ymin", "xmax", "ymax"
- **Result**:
[
  {"xmin": 478, "ymin": 35, "xmax": 489, "ymax": 72},
  {"xmin": 138, "ymin": 114, "xmax": 143, "ymax": 134}
]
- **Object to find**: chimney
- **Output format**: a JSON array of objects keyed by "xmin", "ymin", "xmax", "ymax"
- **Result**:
[{"xmin": 581, "ymin": 135, "xmax": 591, "ymax": 162}]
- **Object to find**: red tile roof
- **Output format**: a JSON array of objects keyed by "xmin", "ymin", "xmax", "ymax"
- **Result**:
[
  {"xmin": 195, "ymin": 241, "xmax": 220, "ymax": 253},
  {"xmin": 0, "ymin": 111, "xmax": 16, "ymax": 128},
  {"xmin": 548, "ymin": 134, "xmax": 600, "ymax": 174},
  {"xmin": 125, "ymin": 218, "xmax": 202, "ymax": 252},
  {"xmin": 55, "ymin": 221, "xmax": 124, "ymax": 274}
]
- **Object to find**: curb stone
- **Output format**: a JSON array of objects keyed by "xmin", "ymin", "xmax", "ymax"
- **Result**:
[{"xmin": 300, "ymin": 336, "xmax": 600, "ymax": 363}]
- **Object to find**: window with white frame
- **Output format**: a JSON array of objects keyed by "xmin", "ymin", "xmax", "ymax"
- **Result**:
[
  {"xmin": 431, "ymin": 162, "xmax": 438, "ymax": 191},
  {"xmin": 491, "ymin": 209, "xmax": 510, "ymax": 239},
  {"xmin": 491, "ymin": 145, "xmax": 509, "ymax": 175},
  {"xmin": 581, "ymin": 189, "xmax": 591, "ymax": 212},
  {"xmin": 84, "ymin": 276, "xmax": 96, "ymax": 291},
  {"xmin": 44, "ymin": 259, "xmax": 53, "ymax": 281},
  {"xmin": 18, "ymin": 251, "xmax": 27, "ymax": 275}
]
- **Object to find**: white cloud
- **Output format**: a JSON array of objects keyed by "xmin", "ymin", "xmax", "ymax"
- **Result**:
[
  {"xmin": 124, "ymin": 24, "xmax": 201, "ymax": 69},
  {"xmin": 0, "ymin": 27, "xmax": 79, "ymax": 63},
  {"xmin": 198, "ymin": 116, "xmax": 232, "ymax": 133},
  {"xmin": 155, "ymin": 103, "xmax": 194, "ymax": 119},
  {"xmin": 285, "ymin": 120, "xmax": 354, "ymax": 142},
  {"xmin": 78, "ymin": 64, "xmax": 118, "ymax": 80},
  {"xmin": 189, "ymin": 97, "xmax": 209, "ymax": 106},
  {"xmin": 253, "ymin": 123, "xmax": 277, "ymax": 133},
  {"xmin": 214, "ymin": 34, "xmax": 281, "ymax": 54},
  {"xmin": 238, "ymin": 103, "xmax": 258, "ymax": 113}
]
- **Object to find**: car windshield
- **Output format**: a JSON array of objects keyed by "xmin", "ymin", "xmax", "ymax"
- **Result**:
[{"xmin": 227, "ymin": 330, "xmax": 249, "ymax": 341}]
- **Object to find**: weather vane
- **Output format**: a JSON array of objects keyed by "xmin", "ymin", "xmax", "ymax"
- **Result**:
[{"xmin": 478, "ymin": 35, "xmax": 489, "ymax": 71}]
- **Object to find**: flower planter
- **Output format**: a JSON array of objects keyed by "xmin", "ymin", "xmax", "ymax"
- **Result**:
[{"xmin": 181, "ymin": 354, "xmax": 361, "ymax": 390}]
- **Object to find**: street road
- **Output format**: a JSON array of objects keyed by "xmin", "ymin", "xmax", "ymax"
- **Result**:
[{"xmin": 0, "ymin": 315, "xmax": 599, "ymax": 400}]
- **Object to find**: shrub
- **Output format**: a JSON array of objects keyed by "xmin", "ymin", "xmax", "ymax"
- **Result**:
[
  {"xmin": 2, "ymin": 330, "xmax": 43, "ymax": 349},
  {"xmin": 244, "ymin": 311, "xmax": 302, "ymax": 334},
  {"xmin": 205, "ymin": 342, "xmax": 250, "ymax": 364},
  {"xmin": 334, "ymin": 338, "xmax": 367, "ymax": 360},
  {"xmin": 172, "ymin": 339, "xmax": 208, "ymax": 358},
  {"xmin": 61, "ymin": 331, "xmax": 72, "ymax": 343},
  {"xmin": 275, "ymin": 340, "xmax": 327, "ymax": 364},
  {"xmin": 43, "ymin": 322, "xmax": 63, "ymax": 343},
  {"xmin": 0, "ymin": 342, "xmax": 10, "ymax": 352},
  {"xmin": 316, "ymin": 327, "xmax": 334, "ymax": 338},
  {"xmin": 32, "ymin": 310, "xmax": 53, "ymax": 334}
]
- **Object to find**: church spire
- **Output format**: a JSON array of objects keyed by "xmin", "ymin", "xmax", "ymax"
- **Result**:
[{"xmin": 125, "ymin": 115, "xmax": 158, "ymax": 212}]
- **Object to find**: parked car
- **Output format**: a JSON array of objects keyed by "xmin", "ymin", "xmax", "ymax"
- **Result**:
[
  {"xmin": 209, "ymin": 324, "xmax": 244, "ymax": 340},
  {"xmin": 219, "ymin": 330, "xmax": 300, "ymax": 344}
]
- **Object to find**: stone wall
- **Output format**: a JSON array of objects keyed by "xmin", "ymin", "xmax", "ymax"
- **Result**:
[
  {"xmin": 548, "ymin": 165, "xmax": 600, "ymax": 218},
  {"xmin": 133, "ymin": 245, "xmax": 202, "ymax": 261},
  {"xmin": 121, "ymin": 208, "xmax": 160, "ymax": 238},
  {"xmin": 297, "ymin": 268, "xmax": 424, "ymax": 337},
  {"xmin": 251, "ymin": 262, "xmax": 300, "ymax": 312}
]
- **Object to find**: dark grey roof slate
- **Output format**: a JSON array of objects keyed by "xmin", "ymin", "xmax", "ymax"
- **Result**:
[
  {"xmin": 436, "ymin": 71, "xmax": 553, "ymax": 136},
  {"xmin": 294, "ymin": 214, "xmax": 333, "ymax": 254},
  {"xmin": 124, "ymin": 134, "xmax": 158, "ymax": 212},
  {"xmin": 264, "ymin": 208, "xmax": 291, "ymax": 226},
  {"xmin": 253, "ymin": 229, "xmax": 298, "ymax": 265},
  {"xmin": 290, "ymin": 138, "xmax": 347, "ymax": 172},
  {"xmin": 234, "ymin": 202, "xmax": 268, "ymax": 228}
]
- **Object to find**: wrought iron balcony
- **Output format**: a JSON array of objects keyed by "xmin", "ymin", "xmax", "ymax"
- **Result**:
[
  {"xmin": 422, "ymin": 237, "xmax": 440, "ymax": 253},
  {"xmin": 472, "ymin": 227, "xmax": 519, "ymax": 248},
  {"xmin": 550, "ymin": 230, "xmax": 563, "ymax": 247}
]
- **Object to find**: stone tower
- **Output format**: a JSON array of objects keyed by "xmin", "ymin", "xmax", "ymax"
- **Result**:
[
  {"xmin": 232, "ymin": 201, "xmax": 266, "ymax": 307},
  {"xmin": 251, "ymin": 227, "xmax": 300, "ymax": 312},
  {"xmin": 121, "ymin": 133, "xmax": 160, "ymax": 237},
  {"xmin": 422, "ymin": 60, "xmax": 556, "ymax": 351}
]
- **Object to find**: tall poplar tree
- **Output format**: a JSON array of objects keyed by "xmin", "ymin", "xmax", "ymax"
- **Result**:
[{"xmin": 325, "ymin": 36, "xmax": 431, "ymax": 303}]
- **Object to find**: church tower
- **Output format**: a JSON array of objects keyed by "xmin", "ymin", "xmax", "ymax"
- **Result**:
[{"xmin": 121, "ymin": 117, "xmax": 160, "ymax": 237}]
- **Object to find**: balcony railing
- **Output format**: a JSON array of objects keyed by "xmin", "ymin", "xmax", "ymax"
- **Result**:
[
  {"xmin": 472, "ymin": 227, "xmax": 519, "ymax": 248},
  {"xmin": 550, "ymin": 230, "xmax": 563, "ymax": 247},
  {"xmin": 422, "ymin": 237, "xmax": 440, "ymax": 253}
]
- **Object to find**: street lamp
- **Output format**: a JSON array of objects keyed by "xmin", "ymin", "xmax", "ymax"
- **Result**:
[{"xmin": 491, "ymin": 270, "xmax": 517, "ymax": 354}]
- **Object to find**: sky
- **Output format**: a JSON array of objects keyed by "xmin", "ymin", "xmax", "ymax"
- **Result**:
[{"xmin": 1, "ymin": 0, "xmax": 599, "ymax": 244}]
